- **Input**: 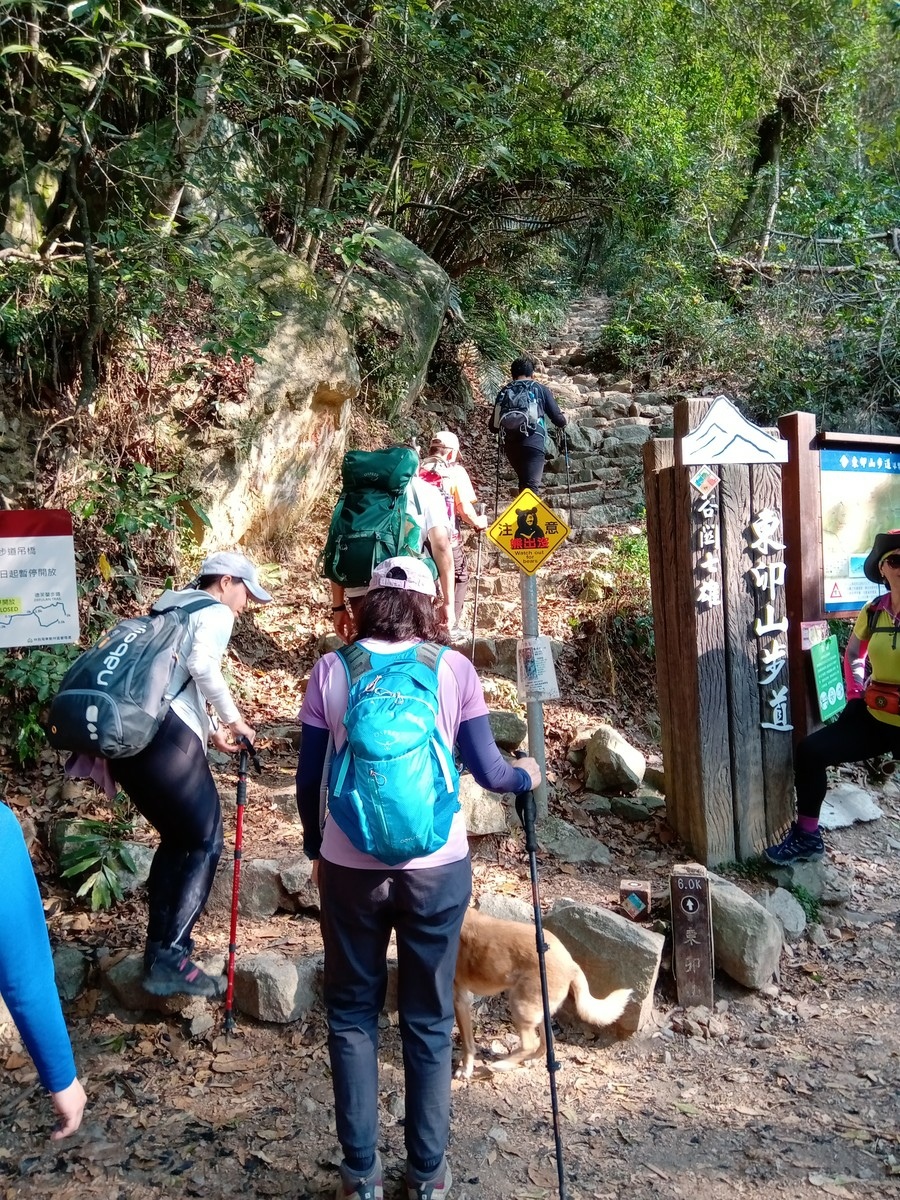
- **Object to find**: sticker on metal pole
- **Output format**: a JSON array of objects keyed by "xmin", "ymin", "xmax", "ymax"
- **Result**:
[
  {"xmin": 486, "ymin": 488, "xmax": 570, "ymax": 575},
  {"xmin": 516, "ymin": 636, "xmax": 560, "ymax": 702}
]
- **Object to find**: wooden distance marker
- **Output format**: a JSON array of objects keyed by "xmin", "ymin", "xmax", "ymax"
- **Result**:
[{"xmin": 670, "ymin": 863, "xmax": 714, "ymax": 1009}]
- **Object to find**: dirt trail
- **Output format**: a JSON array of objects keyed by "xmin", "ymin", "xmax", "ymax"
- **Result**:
[{"xmin": 4, "ymin": 303, "xmax": 900, "ymax": 1198}]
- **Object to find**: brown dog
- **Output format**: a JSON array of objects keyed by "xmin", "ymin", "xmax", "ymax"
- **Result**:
[{"xmin": 453, "ymin": 908, "xmax": 631, "ymax": 1079}]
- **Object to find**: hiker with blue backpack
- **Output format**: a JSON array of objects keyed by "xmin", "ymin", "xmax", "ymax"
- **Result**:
[
  {"xmin": 61, "ymin": 551, "xmax": 272, "ymax": 997},
  {"xmin": 323, "ymin": 445, "xmax": 454, "ymax": 643},
  {"xmin": 490, "ymin": 356, "xmax": 567, "ymax": 494},
  {"xmin": 296, "ymin": 556, "xmax": 541, "ymax": 1200}
]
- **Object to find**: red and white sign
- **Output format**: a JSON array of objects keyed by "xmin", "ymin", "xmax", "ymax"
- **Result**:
[{"xmin": 0, "ymin": 511, "xmax": 79, "ymax": 648}]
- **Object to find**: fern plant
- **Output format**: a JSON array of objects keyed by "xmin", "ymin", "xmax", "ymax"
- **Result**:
[{"xmin": 59, "ymin": 810, "xmax": 137, "ymax": 911}]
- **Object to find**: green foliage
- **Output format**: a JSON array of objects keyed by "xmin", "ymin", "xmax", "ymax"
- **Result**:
[
  {"xmin": 70, "ymin": 460, "xmax": 211, "ymax": 592},
  {"xmin": 789, "ymin": 883, "xmax": 822, "ymax": 925},
  {"xmin": 59, "ymin": 809, "xmax": 137, "ymax": 912},
  {"xmin": 0, "ymin": 646, "xmax": 81, "ymax": 764}
]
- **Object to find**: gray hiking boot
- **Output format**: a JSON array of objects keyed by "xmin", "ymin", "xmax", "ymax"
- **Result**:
[{"xmin": 406, "ymin": 1160, "xmax": 452, "ymax": 1200}]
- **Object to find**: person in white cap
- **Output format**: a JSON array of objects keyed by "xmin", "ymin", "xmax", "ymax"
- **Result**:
[
  {"xmin": 297, "ymin": 556, "xmax": 541, "ymax": 1200},
  {"xmin": 108, "ymin": 550, "xmax": 272, "ymax": 997},
  {"xmin": 419, "ymin": 431, "xmax": 488, "ymax": 640}
]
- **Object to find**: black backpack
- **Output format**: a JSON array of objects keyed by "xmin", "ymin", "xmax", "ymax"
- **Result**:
[
  {"xmin": 46, "ymin": 596, "xmax": 218, "ymax": 758},
  {"xmin": 490, "ymin": 380, "xmax": 543, "ymax": 437}
]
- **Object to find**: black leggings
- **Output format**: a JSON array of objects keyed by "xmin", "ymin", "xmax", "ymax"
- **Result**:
[
  {"xmin": 503, "ymin": 441, "xmax": 546, "ymax": 492},
  {"xmin": 795, "ymin": 698, "xmax": 900, "ymax": 818},
  {"xmin": 111, "ymin": 709, "xmax": 224, "ymax": 949}
]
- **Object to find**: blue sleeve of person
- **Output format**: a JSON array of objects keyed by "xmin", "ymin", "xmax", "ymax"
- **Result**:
[{"xmin": 0, "ymin": 803, "xmax": 77, "ymax": 1093}]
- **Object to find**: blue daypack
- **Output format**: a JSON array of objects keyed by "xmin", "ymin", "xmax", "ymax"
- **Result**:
[{"xmin": 327, "ymin": 641, "xmax": 460, "ymax": 865}]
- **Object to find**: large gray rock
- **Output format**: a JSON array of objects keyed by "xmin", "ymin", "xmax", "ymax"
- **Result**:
[
  {"xmin": 104, "ymin": 953, "xmax": 224, "ymax": 1015},
  {"xmin": 583, "ymin": 725, "xmax": 645, "ymax": 794},
  {"xmin": 234, "ymin": 952, "xmax": 323, "ymax": 1023},
  {"xmin": 538, "ymin": 815, "xmax": 611, "ymax": 864},
  {"xmin": 279, "ymin": 857, "xmax": 318, "ymax": 911},
  {"xmin": 762, "ymin": 888, "xmax": 807, "ymax": 942},
  {"xmin": 709, "ymin": 874, "xmax": 782, "ymax": 989},
  {"xmin": 764, "ymin": 860, "xmax": 850, "ymax": 905},
  {"xmin": 488, "ymin": 710, "xmax": 527, "ymax": 751},
  {"xmin": 53, "ymin": 945, "xmax": 89, "ymax": 1002},
  {"xmin": 209, "ymin": 858, "xmax": 284, "ymax": 917},
  {"xmin": 344, "ymin": 225, "xmax": 451, "ymax": 408},
  {"xmin": 197, "ymin": 249, "xmax": 358, "ymax": 547},
  {"xmin": 119, "ymin": 842, "xmax": 155, "ymax": 895},
  {"xmin": 819, "ymin": 783, "xmax": 883, "ymax": 829},
  {"xmin": 475, "ymin": 892, "xmax": 533, "ymax": 924},
  {"xmin": 459, "ymin": 773, "xmax": 510, "ymax": 836},
  {"xmin": 544, "ymin": 899, "xmax": 664, "ymax": 1033}
]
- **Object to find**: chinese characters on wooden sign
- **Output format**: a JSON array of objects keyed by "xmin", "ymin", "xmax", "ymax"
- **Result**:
[{"xmin": 748, "ymin": 506, "xmax": 792, "ymax": 733}]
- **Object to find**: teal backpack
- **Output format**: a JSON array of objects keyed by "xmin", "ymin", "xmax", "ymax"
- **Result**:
[
  {"xmin": 327, "ymin": 642, "xmax": 460, "ymax": 864},
  {"xmin": 321, "ymin": 447, "xmax": 420, "ymax": 588}
]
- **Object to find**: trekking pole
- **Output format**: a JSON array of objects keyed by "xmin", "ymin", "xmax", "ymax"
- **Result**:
[
  {"xmin": 469, "ymin": 502, "xmax": 486, "ymax": 662},
  {"xmin": 514, "ymin": 751, "xmax": 567, "ymax": 1200},
  {"xmin": 494, "ymin": 434, "xmax": 502, "ymax": 520},
  {"xmin": 563, "ymin": 426, "xmax": 573, "ymax": 530},
  {"xmin": 224, "ymin": 735, "xmax": 262, "ymax": 1034}
]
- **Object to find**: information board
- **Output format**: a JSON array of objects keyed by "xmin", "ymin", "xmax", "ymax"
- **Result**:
[{"xmin": 0, "ymin": 510, "xmax": 80, "ymax": 648}]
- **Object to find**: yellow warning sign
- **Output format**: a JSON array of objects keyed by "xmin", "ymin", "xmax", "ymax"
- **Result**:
[{"xmin": 486, "ymin": 488, "xmax": 570, "ymax": 575}]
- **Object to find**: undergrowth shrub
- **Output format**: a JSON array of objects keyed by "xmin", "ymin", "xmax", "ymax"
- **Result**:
[
  {"xmin": 0, "ymin": 645, "xmax": 80, "ymax": 763},
  {"xmin": 59, "ymin": 805, "xmax": 137, "ymax": 911},
  {"xmin": 574, "ymin": 526, "xmax": 657, "ymax": 729}
]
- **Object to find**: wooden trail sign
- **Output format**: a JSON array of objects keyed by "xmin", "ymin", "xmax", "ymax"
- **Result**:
[
  {"xmin": 670, "ymin": 863, "xmax": 714, "ymax": 1009},
  {"xmin": 643, "ymin": 397, "xmax": 794, "ymax": 865}
]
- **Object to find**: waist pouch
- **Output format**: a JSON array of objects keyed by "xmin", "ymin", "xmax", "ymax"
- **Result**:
[{"xmin": 865, "ymin": 680, "xmax": 900, "ymax": 715}]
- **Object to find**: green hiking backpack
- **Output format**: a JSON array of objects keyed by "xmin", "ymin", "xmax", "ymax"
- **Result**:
[{"xmin": 321, "ymin": 447, "xmax": 422, "ymax": 588}]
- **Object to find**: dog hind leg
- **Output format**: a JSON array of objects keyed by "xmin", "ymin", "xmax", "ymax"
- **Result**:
[{"xmin": 453, "ymin": 985, "xmax": 477, "ymax": 1080}]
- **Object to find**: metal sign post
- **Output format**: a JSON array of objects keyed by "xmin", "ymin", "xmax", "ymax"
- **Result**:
[
  {"xmin": 520, "ymin": 568, "xmax": 548, "ymax": 819},
  {"xmin": 487, "ymin": 487, "xmax": 571, "ymax": 822}
]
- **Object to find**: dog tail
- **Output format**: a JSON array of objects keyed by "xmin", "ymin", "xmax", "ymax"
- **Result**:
[{"xmin": 570, "ymin": 968, "xmax": 632, "ymax": 1028}]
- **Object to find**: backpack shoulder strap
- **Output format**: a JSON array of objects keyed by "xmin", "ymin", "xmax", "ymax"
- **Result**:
[
  {"xmin": 414, "ymin": 641, "xmax": 445, "ymax": 674},
  {"xmin": 150, "ymin": 595, "xmax": 219, "ymax": 618},
  {"xmin": 336, "ymin": 642, "xmax": 373, "ymax": 686}
]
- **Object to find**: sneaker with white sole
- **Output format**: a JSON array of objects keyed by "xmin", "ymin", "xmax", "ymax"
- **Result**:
[
  {"xmin": 406, "ymin": 1160, "xmax": 452, "ymax": 1200},
  {"xmin": 336, "ymin": 1153, "xmax": 383, "ymax": 1200}
]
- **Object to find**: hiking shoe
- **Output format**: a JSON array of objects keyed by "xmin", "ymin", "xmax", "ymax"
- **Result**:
[
  {"xmin": 144, "ymin": 943, "xmax": 223, "ymax": 998},
  {"xmin": 336, "ymin": 1153, "xmax": 383, "ymax": 1200},
  {"xmin": 764, "ymin": 823, "xmax": 825, "ymax": 865},
  {"xmin": 406, "ymin": 1160, "xmax": 452, "ymax": 1200}
]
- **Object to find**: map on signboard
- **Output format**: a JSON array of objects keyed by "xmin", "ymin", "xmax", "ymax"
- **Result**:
[
  {"xmin": 680, "ymin": 395, "xmax": 788, "ymax": 465},
  {"xmin": 0, "ymin": 510, "xmax": 80, "ymax": 648},
  {"xmin": 820, "ymin": 448, "xmax": 900, "ymax": 614},
  {"xmin": 486, "ymin": 488, "xmax": 570, "ymax": 575}
]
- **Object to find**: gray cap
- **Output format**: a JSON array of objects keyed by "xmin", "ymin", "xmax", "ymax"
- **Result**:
[{"xmin": 199, "ymin": 551, "xmax": 273, "ymax": 602}]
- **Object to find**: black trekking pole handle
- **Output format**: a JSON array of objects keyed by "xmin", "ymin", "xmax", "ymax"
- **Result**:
[
  {"xmin": 238, "ymin": 734, "xmax": 263, "ymax": 774},
  {"xmin": 513, "ymin": 752, "xmax": 568, "ymax": 1200}
]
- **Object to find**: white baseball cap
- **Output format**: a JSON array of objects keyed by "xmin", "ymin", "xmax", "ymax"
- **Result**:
[
  {"xmin": 369, "ymin": 556, "xmax": 437, "ymax": 597},
  {"xmin": 430, "ymin": 430, "xmax": 460, "ymax": 453},
  {"xmin": 199, "ymin": 551, "xmax": 273, "ymax": 603}
]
